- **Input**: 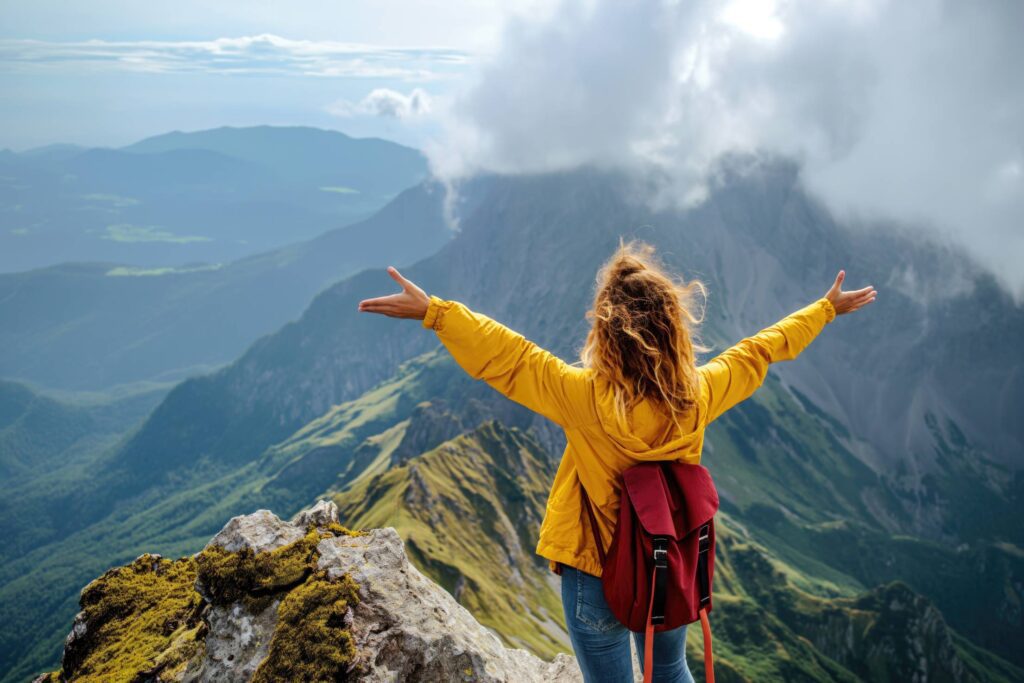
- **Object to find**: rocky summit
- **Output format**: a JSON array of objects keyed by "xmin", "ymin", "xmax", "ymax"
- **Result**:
[{"xmin": 33, "ymin": 500, "xmax": 584, "ymax": 682}]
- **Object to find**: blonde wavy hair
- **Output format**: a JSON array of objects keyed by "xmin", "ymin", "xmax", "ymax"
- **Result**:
[{"xmin": 579, "ymin": 238, "xmax": 710, "ymax": 434}]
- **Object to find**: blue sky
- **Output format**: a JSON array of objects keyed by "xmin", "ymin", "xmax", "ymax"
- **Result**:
[{"xmin": 0, "ymin": 0, "xmax": 539, "ymax": 150}]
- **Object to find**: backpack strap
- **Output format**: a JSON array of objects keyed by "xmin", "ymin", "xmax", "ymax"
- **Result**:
[
  {"xmin": 643, "ymin": 537, "xmax": 670, "ymax": 683},
  {"xmin": 651, "ymin": 537, "xmax": 669, "ymax": 625},
  {"xmin": 697, "ymin": 523, "xmax": 715, "ymax": 683},
  {"xmin": 643, "ymin": 562, "xmax": 658, "ymax": 683},
  {"xmin": 697, "ymin": 523, "xmax": 711, "ymax": 608},
  {"xmin": 580, "ymin": 483, "xmax": 607, "ymax": 565}
]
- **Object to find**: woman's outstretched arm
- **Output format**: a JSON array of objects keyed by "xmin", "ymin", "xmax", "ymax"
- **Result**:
[
  {"xmin": 358, "ymin": 266, "xmax": 592, "ymax": 429},
  {"xmin": 698, "ymin": 269, "xmax": 876, "ymax": 426}
]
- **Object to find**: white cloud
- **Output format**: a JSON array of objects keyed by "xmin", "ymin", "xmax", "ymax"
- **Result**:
[
  {"xmin": 327, "ymin": 88, "xmax": 434, "ymax": 119},
  {"xmin": 0, "ymin": 34, "xmax": 470, "ymax": 80},
  {"xmin": 428, "ymin": 0, "xmax": 1024, "ymax": 299}
]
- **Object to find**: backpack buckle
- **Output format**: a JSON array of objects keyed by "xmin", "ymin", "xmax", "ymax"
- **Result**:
[
  {"xmin": 698, "ymin": 524, "xmax": 711, "ymax": 553},
  {"xmin": 650, "ymin": 537, "xmax": 670, "ymax": 625},
  {"xmin": 652, "ymin": 537, "xmax": 670, "ymax": 568}
]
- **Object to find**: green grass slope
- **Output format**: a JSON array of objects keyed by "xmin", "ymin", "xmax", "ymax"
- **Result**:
[{"xmin": 333, "ymin": 419, "xmax": 566, "ymax": 658}]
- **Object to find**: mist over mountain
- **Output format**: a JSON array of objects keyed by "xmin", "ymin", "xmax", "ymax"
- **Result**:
[
  {"xmin": 428, "ymin": 0, "xmax": 1024, "ymax": 302},
  {"xmin": 3, "ymin": 157, "xmax": 1021, "ymax": 681},
  {"xmin": 0, "ymin": 125, "xmax": 428, "ymax": 273}
]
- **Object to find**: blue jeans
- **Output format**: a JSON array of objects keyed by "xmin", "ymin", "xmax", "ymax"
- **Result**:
[{"xmin": 560, "ymin": 564, "xmax": 695, "ymax": 683}]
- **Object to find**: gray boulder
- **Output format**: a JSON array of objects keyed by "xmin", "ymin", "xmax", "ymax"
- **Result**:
[
  {"xmin": 204, "ymin": 508, "xmax": 305, "ymax": 553},
  {"xmin": 318, "ymin": 526, "xmax": 582, "ymax": 682}
]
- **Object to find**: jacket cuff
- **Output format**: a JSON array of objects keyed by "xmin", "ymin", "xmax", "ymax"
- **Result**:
[
  {"xmin": 422, "ymin": 294, "xmax": 446, "ymax": 330},
  {"xmin": 820, "ymin": 297, "xmax": 837, "ymax": 323}
]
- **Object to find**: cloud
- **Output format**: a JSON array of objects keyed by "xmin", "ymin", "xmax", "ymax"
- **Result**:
[
  {"xmin": 0, "ymin": 34, "xmax": 470, "ymax": 81},
  {"xmin": 428, "ymin": 0, "xmax": 1024, "ymax": 299},
  {"xmin": 327, "ymin": 88, "xmax": 434, "ymax": 119}
]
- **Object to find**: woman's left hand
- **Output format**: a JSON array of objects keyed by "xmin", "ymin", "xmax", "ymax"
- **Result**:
[{"xmin": 357, "ymin": 266, "xmax": 430, "ymax": 320}]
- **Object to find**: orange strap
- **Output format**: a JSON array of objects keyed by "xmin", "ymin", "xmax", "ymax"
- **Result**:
[
  {"xmin": 699, "ymin": 607, "xmax": 715, "ymax": 683},
  {"xmin": 644, "ymin": 581, "xmax": 716, "ymax": 683},
  {"xmin": 643, "ymin": 564, "xmax": 657, "ymax": 683}
]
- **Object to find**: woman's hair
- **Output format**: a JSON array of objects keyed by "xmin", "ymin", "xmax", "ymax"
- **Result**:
[{"xmin": 580, "ymin": 237, "xmax": 710, "ymax": 434}]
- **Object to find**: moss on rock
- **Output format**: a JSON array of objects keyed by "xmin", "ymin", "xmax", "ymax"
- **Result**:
[
  {"xmin": 39, "ymin": 514, "xmax": 365, "ymax": 682},
  {"xmin": 253, "ymin": 570, "xmax": 361, "ymax": 682},
  {"xmin": 60, "ymin": 553, "xmax": 205, "ymax": 682},
  {"xmin": 194, "ymin": 523, "xmax": 363, "ymax": 610},
  {"xmin": 325, "ymin": 521, "xmax": 367, "ymax": 538},
  {"xmin": 195, "ymin": 526, "xmax": 320, "ymax": 608}
]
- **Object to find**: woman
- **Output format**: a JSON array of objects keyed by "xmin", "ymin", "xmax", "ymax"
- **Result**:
[{"xmin": 358, "ymin": 239, "xmax": 876, "ymax": 682}]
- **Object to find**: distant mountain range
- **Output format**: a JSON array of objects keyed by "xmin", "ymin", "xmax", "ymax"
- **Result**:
[
  {"xmin": 0, "ymin": 125, "xmax": 429, "ymax": 273},
  {"xmin": 2, "ymin": 159, "xmax": 1021, "ymax": 682},
  {"xmin": 0, "ymin": 180, "xmax": 452, "ymax": 391}
]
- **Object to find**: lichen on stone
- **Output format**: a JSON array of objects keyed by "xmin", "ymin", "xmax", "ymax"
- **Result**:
[
  {"xmin": 325, "ymin": 520, "xmax": 368, "ymax": 538},
  {"xmin": 195, "ymin": 526, "xmax": 321, "ymax": 609},
  {"xmin": 37, "ymin": 509, "xmax": 369, "ymax": 683},
  {"xmin": 59, "ymin": 553, "xmax": 205, "ymax": 682},
  {"xmin": 252, "ymin": 569, "xmax": 361, "ymax": 682},
  {"xmin": 194, "ymin": 523, "xmax": 364, "ymax": 611}
]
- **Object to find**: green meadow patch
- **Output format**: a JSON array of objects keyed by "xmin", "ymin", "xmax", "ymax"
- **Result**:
[
  {"xmin": 318, "ymin": 186, "xmax": 361, "ymax": 195},
  {"xmin": 100, "ymin": 223, "xmax": 211, "ymax": 244},
  {"xmin": 79, "ymin": 193, "xmax": 141, "ymax": 208},
  {"xmin": 105, "ymin": 264, "xmax": 224, "ymax": 277}
]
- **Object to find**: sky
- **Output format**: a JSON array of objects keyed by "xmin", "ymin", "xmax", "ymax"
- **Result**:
[
  {"xmin": 0, "ymin": 0, "xmax": 525, "ymax": 150},
  {"xmin": 1, "ymin": 0, "xmax": 1021, "ymax": 299}
]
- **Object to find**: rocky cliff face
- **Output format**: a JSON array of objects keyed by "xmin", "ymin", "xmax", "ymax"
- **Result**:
[{"xmin": 33, "ymin": 500, "xmax": 582, "ymax": 682}]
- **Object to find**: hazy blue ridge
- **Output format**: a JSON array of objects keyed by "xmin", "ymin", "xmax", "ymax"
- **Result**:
[
  {"xmin": 0, "ymin": 125, "xmax": 429, "ymax": 272},
  {"xmin": 0, "ymin": 179, "xmax": 453, "ymax": 391}
]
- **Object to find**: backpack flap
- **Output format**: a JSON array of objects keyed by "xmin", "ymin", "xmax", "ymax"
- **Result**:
[
  {"xmin": 666, "ymin": 462, "xmax": 719, "ymax": 535},
  {"xmin": 622, "ymin": 462, "xmax": 719, "ymax": 539}
]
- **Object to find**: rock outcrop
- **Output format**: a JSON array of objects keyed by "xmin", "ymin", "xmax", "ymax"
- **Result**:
[
  {"xmin": 34, "ymin": 500, "xmax": 583, "ymax": 682},
  {"xmin": 316, "ymin": 528, "xmax": 579, "ymax": 681}
]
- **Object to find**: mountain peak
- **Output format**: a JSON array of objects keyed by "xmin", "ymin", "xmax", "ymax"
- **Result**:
[{"xmin": 34, "ymin": 500, "xmax": 582, "ymax": 682}]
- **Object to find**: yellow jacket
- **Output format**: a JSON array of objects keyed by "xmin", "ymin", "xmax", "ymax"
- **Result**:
[{"xmin": 422, "ymin": 294, "xmax": 837, "ymax": 577}]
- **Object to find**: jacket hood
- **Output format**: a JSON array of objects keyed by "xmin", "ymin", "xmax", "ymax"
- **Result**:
[{"xmin": 590, "ymin": 373, "xmax": 706, "ymax": 461}]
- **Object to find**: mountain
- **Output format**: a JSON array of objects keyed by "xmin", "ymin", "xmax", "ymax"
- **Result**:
[
  {"xmin": 704, "ymin": 522, "xmax": 1021, "ymax": 682},
  {"xmin": 0, "ymin": 125, "xmax": 429, "ymax": 272},
  {"xmin": 3, "ymin": 160, "xmax": 1022, "ymax": 681},
  {"xmin": 30, "ymin": 500, "xmax": 584, "ymax": 682},
  {"xmin": 7, "ymin": 343, "xmax": 1019, "ymax": 681},
  {"xmin": 305, "ymin": 358, "xmax": 1021, "ymax": 677},
  {"xmin": 95, "ymin": 162, "xmax": 1022, "ymax": 544},
  {"xmin": 123, "ymin": 125, "xmax": 426, "ymax": 197},
  {"xmin": 333, "ymin": 419, "xmax": 566, "ymax": 658},
  {"xmin": 27, "ymin": 462, "xmax": 1019, "ymax": 681},
  {"xmin": 0, "ymin": 180, "xmax": 453, "ymax": 391},
  {"xmin": 0, "ymin": 380, "xmax": 170, "ymax": 572},
  {"xmin": 17, "ymin": 143, "xmax": 87, "ymax": 162},
  {"xmin": 0, "ymin": 379, "xmax": 166, "ymax": 481}
]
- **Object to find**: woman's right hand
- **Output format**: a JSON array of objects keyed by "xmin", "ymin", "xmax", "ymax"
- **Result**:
[
  {"xmin": 357, "ymin": 266, "xmax": 430, "ymax": 320},
  {"xmin": 826, "ymin": 270, "xmax": 876, "ymax": 315}
]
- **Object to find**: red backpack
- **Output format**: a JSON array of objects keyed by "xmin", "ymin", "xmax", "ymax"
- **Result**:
[{"xmin": 581, "ymin": 461, "xmax": 719, "ymax": 683}]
